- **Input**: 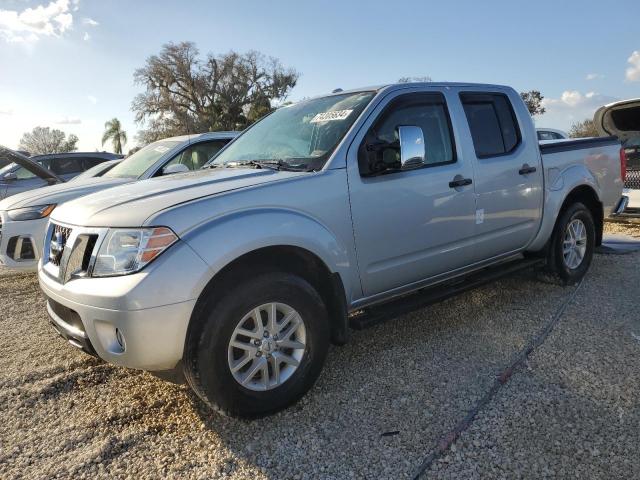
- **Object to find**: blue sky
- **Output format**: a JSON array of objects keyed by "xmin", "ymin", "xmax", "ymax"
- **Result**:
[{"xmin": 1, "ymin": 0, "xmax": 639, "ymax": 152}]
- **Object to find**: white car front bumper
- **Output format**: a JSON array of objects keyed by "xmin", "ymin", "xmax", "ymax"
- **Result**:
[{"xmin": 0, "ymin": 211, "xmax": 48, "ymax": 271}]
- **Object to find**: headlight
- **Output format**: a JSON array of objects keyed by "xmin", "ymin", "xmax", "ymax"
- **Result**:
[
  {"xmin": 7, "ymin": 204, "xmax": 56, "ymax": 221},
  {"xmin": 92, "ymin": 227, "xmax": 178, "ymax": 277}
]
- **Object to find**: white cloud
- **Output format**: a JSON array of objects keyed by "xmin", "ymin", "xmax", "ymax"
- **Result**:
[
  {"xmin": 82, "ymin": 31, "xmax": 89, "ymax": 41},
  {"xmin": 543, "ymin": 90, "xmax": 616, "ymax": 110},
  {"xmin": 87, "ymin": 95, "xmax": 97, "ymax": 104},
  {"xmin": 82, "ymin": 17, "xmax": 98, "ymax": 27},
  {"xmin": 626, "ymin": 51, "xmax": 640, "ymax": 82},
  {"xmin": 0, "ymin": 0, "xmax": 75, "ymax": 43},
  {"xmin": 538, "ymin": 89, "xmax": 618, "ymax": 131},
  {"xmin": 55, "ymin": 116, "xmax": 81, "ymax": 124},
  {"xmin": 585, "ymin": 73, "xmax": 603, "ymax": 81},
  {"xmin": 0, "ymin": 108, "xmax": 13, "ymax": 115}
]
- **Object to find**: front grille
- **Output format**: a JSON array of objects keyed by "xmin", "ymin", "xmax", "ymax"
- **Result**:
[
  {"xmin": 63, "ymin": 234, "xmax": 97, "ymax": 283},
  {"xmin": 47, "ymin": 223, "xmax": 100, "ymax": 283},
  {"xmin": 49, "ymin": 223, "xmax": 72, "ymax": 266}
]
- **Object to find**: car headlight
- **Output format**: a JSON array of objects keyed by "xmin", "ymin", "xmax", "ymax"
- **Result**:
[
  {"xmin": 92, "ymin": 227, "xmax": 178, "ymax": 277},
  {"xmin": 7, "ymin": 204, "xmax": 56, "ymax": 221}
]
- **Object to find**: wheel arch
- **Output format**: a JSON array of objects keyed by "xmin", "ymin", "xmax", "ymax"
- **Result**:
[
  {"xmin": 555, "ymin": 184, "xmax": 603, "ymax": 246},
  {"xmin": 187, "ymin": 245, "xmax": 350, "ymax": 350},
  {"xmin": 528, "ymin": 172, "xmax": 604, "ymax": 252}
]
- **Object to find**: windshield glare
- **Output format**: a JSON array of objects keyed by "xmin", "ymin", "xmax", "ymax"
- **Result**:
[
  {"xmin": 105, "ymin": 140, "xmax": 180, "ymax": 179},
  {"xmin": 0, "ymin": 163, "xmax": 17, "ymax": 176},
  {"xmin": 211, "ymin": 91, "xmax": 375, "ymax": 169}
]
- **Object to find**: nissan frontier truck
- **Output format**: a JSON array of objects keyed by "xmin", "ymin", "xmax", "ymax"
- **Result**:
[{"xmin": 38, "ymin": 82, "xmax": 625, "ymax": 417}]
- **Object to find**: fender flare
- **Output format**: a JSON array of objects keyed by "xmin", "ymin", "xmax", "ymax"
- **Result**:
[
  {"xmin": 180, "ymin": 206, "xmax": 359, "ymax": 303},
  {"xmin": 528, "ymin": 165, "xmax": 601, "ymax": 251}
]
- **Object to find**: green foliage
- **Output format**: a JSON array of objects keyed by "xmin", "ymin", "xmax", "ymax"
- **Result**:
[
  {"xmin": 568, "ymin": 119, "xmax": 599, "ymax": 138},
  {"xmin": 132, "ymin": 42, "xmax": 299, "ymax": 144},
  {"xmin": 520, "ymin": 90, "xmax": 546, "ymax": 116},
  {"xmin": 102, "ymin": 118, "xmax": 128, "ymax": 154},
  {"xmin": 18, "ymin": 127, "xmax": 78, "ymax": 155}
]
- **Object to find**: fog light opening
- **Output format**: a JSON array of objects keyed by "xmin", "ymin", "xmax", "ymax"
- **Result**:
[{"xmin": 115, "ymin": 328, "xmax": 126, "ymax": 351}]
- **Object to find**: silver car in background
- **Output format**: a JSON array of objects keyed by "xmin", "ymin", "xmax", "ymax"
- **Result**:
[
  {"xmin": 0, "ymin": 131, "xmax": 238, "ymax": 270},
  {"xmin": 0, "ymin": 151, "xmax": 122, "ymax": 199}
]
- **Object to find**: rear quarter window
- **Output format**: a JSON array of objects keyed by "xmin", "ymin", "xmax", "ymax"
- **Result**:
[{"xmin": 460, "ymin": 93, "xmax": 521, "ymax": 158}]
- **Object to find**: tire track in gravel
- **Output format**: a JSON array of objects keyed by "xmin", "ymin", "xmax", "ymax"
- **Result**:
[{"xmin": 412, "ymin": 276, "xmax": 585, "ymax": 479}]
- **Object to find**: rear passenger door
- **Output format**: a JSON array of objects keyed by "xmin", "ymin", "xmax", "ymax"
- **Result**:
[{"xmin": 459, "ymin": 92, "xmax": 543, "ymax": 260}]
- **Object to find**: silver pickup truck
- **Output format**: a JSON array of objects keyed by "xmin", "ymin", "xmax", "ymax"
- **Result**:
[{"xmin": 38, "ymin": 82, "xmax": 625, "ymax": 417}]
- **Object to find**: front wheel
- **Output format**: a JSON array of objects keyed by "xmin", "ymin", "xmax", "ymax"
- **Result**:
[
  {"xmin": 548, "ymin": 202, "xmax": 595, "ymax": 284},
  {"xmin": 184, "ymin": 272, "xmax": 330, "ymax": 417}
]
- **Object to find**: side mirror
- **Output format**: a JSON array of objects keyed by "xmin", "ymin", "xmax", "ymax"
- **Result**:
[
  {"xmin": 3, "ymin": 172, "xmax": 17, "ymax": 181},
  {"xmin": 162, "ymin": 163, "xmax": 190, "ymax": 175},
  {"xmin": 398, "ymin": 126, "xmax": 426, "ymax": 169}
]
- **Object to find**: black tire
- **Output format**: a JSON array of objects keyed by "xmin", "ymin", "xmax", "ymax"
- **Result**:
[
  {"xmin": 547, "ymin": 202, "xmax": 595, "ymax": 285},
  {"xmin": 184, "ymin": 272, "xmax": 330, "ymax": 418}
]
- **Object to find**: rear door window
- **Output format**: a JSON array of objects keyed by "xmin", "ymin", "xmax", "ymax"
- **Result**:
[
  {"xmin": 50, "ymin": 157, "xmax": 84, "ymax": 175},
  {"xmin": 460, "ymin": 93, "xmax": 521, "ymax": 158}
]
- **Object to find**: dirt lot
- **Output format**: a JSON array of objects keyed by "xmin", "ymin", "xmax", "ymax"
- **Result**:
[{"xmin": 1, "ymin": 223, "xmax": 639, "ymax": 479}]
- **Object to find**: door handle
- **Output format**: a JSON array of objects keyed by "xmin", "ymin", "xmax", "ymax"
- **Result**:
[
  {"xmin": 519, "ymin": 165, "xmax": 537, "ymax": 175},
  {"xmin": 449, "ymin": 177, "xmax": 473, "ymax": 188}
]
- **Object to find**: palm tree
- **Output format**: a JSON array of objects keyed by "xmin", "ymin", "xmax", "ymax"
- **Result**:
[{"xmin": 102, "ymin": 118, "xmax": 127, "ymax": 154}]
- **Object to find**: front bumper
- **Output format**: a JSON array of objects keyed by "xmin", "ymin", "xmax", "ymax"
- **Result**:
[
  {"xmin": 38, "ymin": 239, "xmax": 211, "ymax": 371},
  {"xmin": 0, "ymin": 212, "xmax": 47, "ymax": 270}
]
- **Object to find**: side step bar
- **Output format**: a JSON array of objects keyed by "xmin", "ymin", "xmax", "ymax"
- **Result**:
[{"xmin": 349, "ymin": 257, "xmax": 545, "ymax": 330}]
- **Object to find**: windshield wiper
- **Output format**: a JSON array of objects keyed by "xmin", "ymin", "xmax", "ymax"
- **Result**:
[{"xmin": 222, "ymin": 159, "xmax": 308, "ymax": 171}]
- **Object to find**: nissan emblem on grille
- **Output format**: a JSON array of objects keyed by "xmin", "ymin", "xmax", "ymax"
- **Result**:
[{"xmin": 49, "ymin": 225, "xmax": 71, "ymax": 266}]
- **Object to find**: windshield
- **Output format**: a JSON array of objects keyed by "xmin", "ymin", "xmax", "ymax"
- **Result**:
[
  {"xmin": 211, "ymin": 91, "xmax": 375, "ymax": 170},
  {"xmin": 105, "ymin": 140, "xmax": 181, "ymax": 179},
  {"xmin": 0, "ymin": 163, "xmax": 16, "ymax": 176},
  {"xmin": 71, "ymin": 160, "xmax": 119, "ymax": 181},
  {"xmin": 0, "ymin": 158, "xmax": 48, "ymax": 180}
]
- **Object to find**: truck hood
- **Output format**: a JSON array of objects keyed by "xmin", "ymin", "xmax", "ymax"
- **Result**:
[
  {"xmin": 0, "ymin": 176, "xmax": 131, "ymax": 211},
  {"xmin": 0, "ymin": 146, "xmax": 63, "ymax": 183},
  {"xmin": 594, "ymin": 98, "xmax": 640, "ymax": 145},
  {"xmin": 51, "ymin": 167, "xmax": 307, "ymax": 227}
]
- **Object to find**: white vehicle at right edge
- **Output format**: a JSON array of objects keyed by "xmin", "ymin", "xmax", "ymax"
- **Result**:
[{"xmin": 595, "ymin": 98, "xmax": 640, "ymax": 212}]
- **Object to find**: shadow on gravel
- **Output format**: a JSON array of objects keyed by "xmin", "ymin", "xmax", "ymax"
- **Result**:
[
  {"xmin": 2, "ymin": 261, "xmax": 608, "ymax": 479},
  {"xmin": 176, "ymin": 268, "xmax": 571, "ymax": 478}
]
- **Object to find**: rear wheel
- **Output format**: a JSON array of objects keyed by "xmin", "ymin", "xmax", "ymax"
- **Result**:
[
  {"xmin": 184, "ymin": 272, "xmax": 330, "ymax": 417},
  {"xmin": 547, "ymin": 202, "xmax": 595, "ymax": 284}
]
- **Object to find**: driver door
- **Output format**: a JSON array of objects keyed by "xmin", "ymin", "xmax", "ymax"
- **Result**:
[{"xmin": 346, "ymin": 91, "xmax": 477, "ymax": 297}]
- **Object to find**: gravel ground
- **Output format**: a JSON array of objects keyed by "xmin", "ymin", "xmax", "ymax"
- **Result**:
[{"xmin": 1, "ymin": 223, "xmax": 638, "ymax": 479}]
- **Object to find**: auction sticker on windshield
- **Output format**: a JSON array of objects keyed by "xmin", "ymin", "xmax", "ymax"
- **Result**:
[{"xmin": 310, "ymin": 109, "xmax": 353, "ymax": 123}]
